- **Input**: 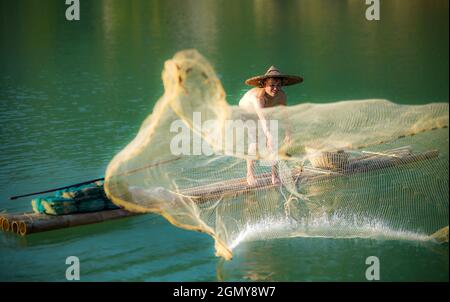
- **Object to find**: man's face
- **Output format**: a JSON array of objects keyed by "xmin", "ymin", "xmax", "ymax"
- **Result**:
[{"xmin": 264, "ymin": 78, "xmax": 282, "ymax": 97}]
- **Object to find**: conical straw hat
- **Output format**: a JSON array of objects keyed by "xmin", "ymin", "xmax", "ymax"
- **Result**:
[{"xmin": 245, "ymin": 65, "xmax": 303, "ymax": 87}]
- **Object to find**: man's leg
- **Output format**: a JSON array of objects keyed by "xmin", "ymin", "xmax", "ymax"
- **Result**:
[
  {"xmin": 271, "ymin": 163, "xmax": 280, "ymax": 185},
  {"xmin": 247, "ymin": 159, "xmax": 257, "ymax": 186},
  {"xmin": 247, "ymin": 142, "xmax": 258, "ymax": 186}
]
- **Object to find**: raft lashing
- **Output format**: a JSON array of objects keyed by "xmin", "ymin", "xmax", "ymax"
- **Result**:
[
  {"xmin": 1, "ymin": 181, "xmax": 139, "ymax": 236},
  {"xmin": 1, "ymin": 147, "xmax": 448, "ymax": 241}
]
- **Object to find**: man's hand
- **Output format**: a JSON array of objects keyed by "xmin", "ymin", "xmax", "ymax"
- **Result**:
[
  {"xmin": 284, "ymin": 132, "xmax": 292, "ymax": 146},
  {"xmin": 266, "ymin": 135, "xmax": 274, "ymax": 151}
]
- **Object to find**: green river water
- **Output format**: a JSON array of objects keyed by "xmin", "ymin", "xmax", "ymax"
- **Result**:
[{"xmin": 0, "ymin": 0, "xmax": 448, "ymax": 281}]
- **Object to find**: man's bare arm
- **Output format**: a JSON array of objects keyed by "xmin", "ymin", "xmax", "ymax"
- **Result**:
[
  {"xmin": 279, "ymin": 94, "xmax": 292, "ymax": 144},
  {"xmin": 252, "ymin": 96, "xmax": 271, "ymax": 137}
]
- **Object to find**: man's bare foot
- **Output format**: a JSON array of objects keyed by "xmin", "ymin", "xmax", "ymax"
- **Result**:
[
  {"xmin": 247, "ymin": 173, "xmax": 258, "ymax": 186},
  {"xmin": 272, "ymin": 166, "xmax": 281, "ymax": 185},
  {"xmin": 272, "ymin": 172, "xmax": 281, "ymax": 185}
]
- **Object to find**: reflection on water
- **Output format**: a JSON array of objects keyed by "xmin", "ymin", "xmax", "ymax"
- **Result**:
[{"xmin": 219, "ymin": 236, "xmax": 448, "ymax": 281}]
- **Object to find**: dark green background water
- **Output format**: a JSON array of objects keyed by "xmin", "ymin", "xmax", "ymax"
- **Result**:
[{"xmin": 0, "ymin": 0, "xmax": 448, "ymax": 281}]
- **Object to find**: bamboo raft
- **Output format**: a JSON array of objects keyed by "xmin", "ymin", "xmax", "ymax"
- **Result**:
[
  {"xmin": 0, "ymin": 147, "xmax": 440, "ymax": 236},
  {"xmin": 182, "ymin": 147, "xmax": 440, "ymax": 203},
  {"xmin": 0, "ymin": 209, "xmax": 139, "ymax": 236}
]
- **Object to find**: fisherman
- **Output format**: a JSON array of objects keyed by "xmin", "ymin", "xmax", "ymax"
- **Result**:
[{"xmin": 239, "ymin": 66, "xmax": 303, "ymax": 186}]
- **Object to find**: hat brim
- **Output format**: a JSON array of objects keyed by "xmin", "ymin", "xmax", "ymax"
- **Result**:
[{"xmin": 245, "ymin": 75, "xmax": 303, "ymax": 87}]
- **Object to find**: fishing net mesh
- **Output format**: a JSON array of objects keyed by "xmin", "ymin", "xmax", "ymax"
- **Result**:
[{"xmin": 104, "ymin": 50, "xmax": 449, "ymax": 260}]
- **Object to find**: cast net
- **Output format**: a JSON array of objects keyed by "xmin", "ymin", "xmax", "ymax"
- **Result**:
[{"xmin": 104, "ymin": 50, "xmax": 449, "ymax": 260}]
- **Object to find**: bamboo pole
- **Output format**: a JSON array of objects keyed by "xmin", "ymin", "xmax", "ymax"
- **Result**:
[
  {"xmin": 11, "ymin": 221, "xmax": 19, "ymax": 234},
  {"xmin": 2, "ymin": 217, "xmax": 10, "ymax": 232}
]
